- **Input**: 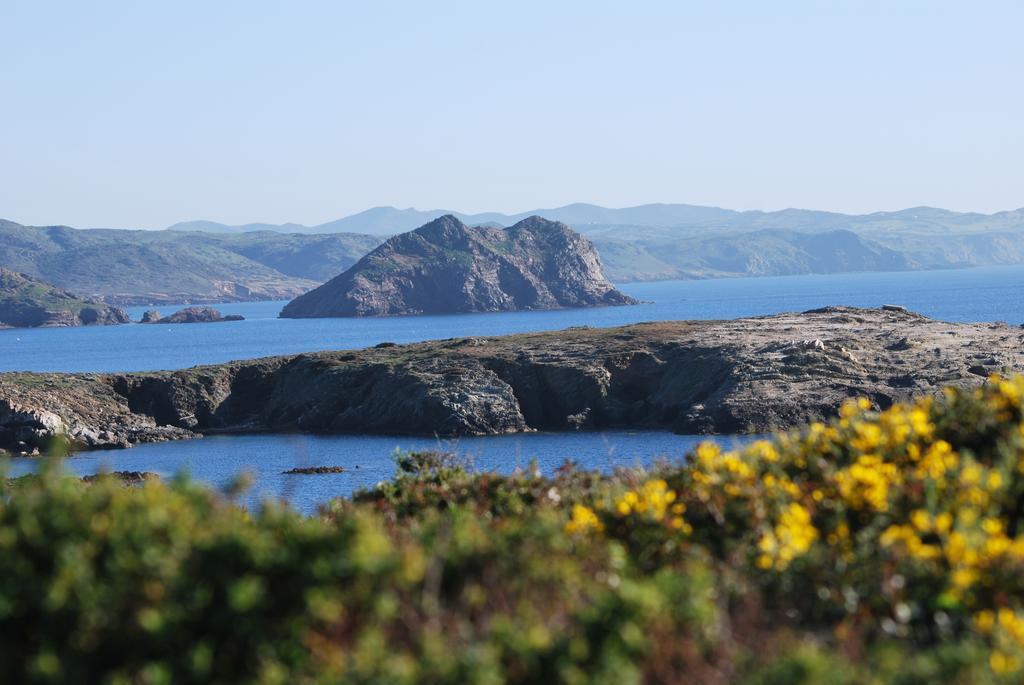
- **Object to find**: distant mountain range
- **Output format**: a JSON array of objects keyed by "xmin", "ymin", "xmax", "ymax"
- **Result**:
[
  {"xmin": 171, "ymin": 203, "xmax": 743, "ymax": 235},
  {"xmin": 167, "ymin": 202, "xmax": 1024, "ymax": 238},
  {"xmin": 4, "ymin": 202, "xmax": 1024, "ymax": 305},
  {"xmin": 165, "ymin": 202, "xmax": 1024, "ymax": 281}
]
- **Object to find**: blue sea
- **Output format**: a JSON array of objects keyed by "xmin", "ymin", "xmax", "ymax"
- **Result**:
[
  {"xmin": 4, "ymin": 265, "xmax": 1024, "ymax": 511},
  {"xmin": 7, "ymin": 432, "xmax": 749, "ymax": 515},
  {"xmin": 3, "ymin": 265, "xmax": 1024, "ymax": 375}
]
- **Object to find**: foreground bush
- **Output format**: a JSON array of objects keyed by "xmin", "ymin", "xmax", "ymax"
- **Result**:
[{"xmin": 3, "ymin": 377, "xmax": 1024, "ymax": 683}]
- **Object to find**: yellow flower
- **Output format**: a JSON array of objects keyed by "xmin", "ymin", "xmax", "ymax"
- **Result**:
[
  {"xmin": 990, "ymin": 651, "xmax": 1019, "ymax": 674},
  {"xmin": 975, "ymin": 610, "xmax": 995, "ymax": 633},
  {"xmin": 612, "ymin": 480, "xmax": 683, "ymax": 524},
  {"xmin": 952, "ymin": 568, "xmax": 978, "ymax": 590},
  {"xmin": 910, "ymin": 509, "xmax": 931, "ymax": 532},
  {"xmin": 835, "ymin": 454, "xmax": 899, "ymax": 512},
  {"xmin": 565, "ymin": 504, "xmax": 603, "ymax": 535},
  {"xmin": 759, "ymin": 503, "xmax": 818, "ymax": 570},
  {"xmin": 982, "ymin": 518, "xmax": 1004, "ymax": 536}
]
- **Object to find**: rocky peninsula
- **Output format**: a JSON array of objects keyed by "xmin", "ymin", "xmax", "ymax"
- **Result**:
[
  {"xmin": 0, "ymin": 268, "xmax": 129, "ymax": 329},
  {"xmin": 280, "ymin": 215, "xmax": 637, "ymax": 318},
  {"xmin": 2, "ymin": 307, "xmax": 1023, "ymax": 454}
]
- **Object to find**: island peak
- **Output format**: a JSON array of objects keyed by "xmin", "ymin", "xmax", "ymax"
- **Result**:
[{"xmin": 280, "ymin": 215, "xmax": 637, "ymax": 318}]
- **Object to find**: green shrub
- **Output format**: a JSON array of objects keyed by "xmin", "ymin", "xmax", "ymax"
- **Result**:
[{"xmin": 3, "ymin": 377, "xmax": 1024, "ymax": 682}]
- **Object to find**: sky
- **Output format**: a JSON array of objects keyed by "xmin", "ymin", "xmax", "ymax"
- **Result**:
[{"xmin": 1, "ymin": 1, "xmax": 1022, "ymax": 229}]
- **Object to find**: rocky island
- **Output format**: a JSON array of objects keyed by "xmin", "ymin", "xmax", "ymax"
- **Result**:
[
  {"xmin": 0, "ymin": 268, "xmax": 129, "ymax": 329},
  {"xmin": 280, "ymin": 215, "xmax": 637, "ymax": 318},
  {"xmin": 140, "ymin": 307, "xmax": 245, "ymax": 324},
  {"xmin": 2, "ymin": 306, "xmax": 1023, "ymax": 454}
]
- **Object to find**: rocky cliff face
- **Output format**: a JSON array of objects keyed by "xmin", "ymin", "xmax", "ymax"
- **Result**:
[
  {"xmin": 3, "ymin": 307, "xmax": 1024, "ymax": 454},
  {"xmin": 0, "ymin": 269, "xmax": 129, "ymax": 328},
  {"xmin": 280, "ymin": 215, "xmax": 637, "ymax": 318}
]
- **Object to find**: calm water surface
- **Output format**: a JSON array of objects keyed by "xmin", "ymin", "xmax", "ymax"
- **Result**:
[
  {"xmin": 4, "ymin": 266, "xmax": 1023, "ymax": 511},
  {"xmin": 2, "ymin": 265, "xmax": 1023, "ymax": 374},
  {"xmin": 5, "ymin": 431, "xmax": 752, "ymax": 515}
]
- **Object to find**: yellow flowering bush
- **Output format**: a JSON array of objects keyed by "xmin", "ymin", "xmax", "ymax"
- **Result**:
[{"xmin": 560, "ymin": 375, "xmax": 1024, "ymax": 681}]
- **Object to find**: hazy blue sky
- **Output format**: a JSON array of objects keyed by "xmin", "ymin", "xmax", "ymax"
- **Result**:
[{"xmin": 2, "ymin": 1, "xmax": 1021, "ymax": 228}]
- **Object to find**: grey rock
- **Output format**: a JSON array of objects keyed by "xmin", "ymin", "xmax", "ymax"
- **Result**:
[
  {"xmin": 4, "ymin": 307, "xmax": 1024, "ymax": 453},
  {"xmin": 150, "ymin": 307, "xmax": 245, "ymax": 324},
  {"xmin": 280, "ymin": 215, "xmax": 637, "ymax": 318}
]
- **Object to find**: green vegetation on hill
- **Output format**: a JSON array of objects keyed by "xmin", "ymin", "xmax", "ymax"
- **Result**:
[
  {"xmin": 165, "ymin": 204, "xmax": 1024, "ymax": 282},
  {"xmin": 568, "ymin": 206, "xmax": 1024, "ymax": 280},
  {"xmin": 171, "ymin": 204, "xmax": 1024, "ymax": 283},
  {"xmin": 592, "ymin": 228, "xmax": 912, "ymax": 281},
  {"xmin": 0, "ymin": 221, "xmax": 381, "ymax": 304},
  {"xmin": 0, "ymin": 269, "xmax": 128, "ymax": 328},
  {"xmin": 5, "ymin": 378, "xmax": 1024, "ymax": 682},
  {"xmin": 6, "ymin": 202, "xmax": 1024, "ymax": 305}
]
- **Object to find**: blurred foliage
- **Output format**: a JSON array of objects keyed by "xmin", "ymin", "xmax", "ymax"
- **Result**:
[{"xmin": 6, "ymin": 378, "xmax": 1024, "ymax": 682}]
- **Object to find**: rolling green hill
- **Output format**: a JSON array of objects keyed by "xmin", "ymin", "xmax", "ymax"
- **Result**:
[
  {"xmin": 0, "ymin": 268, "xmax": 129, "ymax": 328},
  {"xmin": 159, "ymin": 203, "xmax": 1024, "ymax": 285},
  {"xmin": 0, "ymin": 221, "xmax": 381, "ymax": 304},
  {"xmin": 591, "ymin": 228, "xmax": 914, "ymax": 281}
]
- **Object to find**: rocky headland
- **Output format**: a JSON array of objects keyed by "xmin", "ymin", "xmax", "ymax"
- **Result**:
[
  {"xmin": 2, "ymin": 307, "xmax": 1024, "ymax": 455},
  {"xmin": 0, "ymin": 268, "xmax": 129, "ymax": 329},
  {"xmin": 280, "ymin": 215, "xmax": 637, "ymax": 318}
]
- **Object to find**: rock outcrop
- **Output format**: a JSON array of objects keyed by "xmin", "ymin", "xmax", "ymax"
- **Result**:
[
  {"xmin": 142, "ymin": 307, "xmax": 245, "ymax": 324},
  {"xmin": 282, "ymin": 466, "xmax": 345, "ymax": 475},
  {"xmin": 280, "ymin": 215, "xmax": 637, "ymax": 318},
  {"xmin": 0, "ymin": 269, "xmax": 129, "ymax": 328},
  {"xmin": 3, "ymin": 307, "xmax": 1024, "ymax": 454},
  {"xmin": 80, "ymin": 471, "xmax": 160, "ymax": 484}
]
